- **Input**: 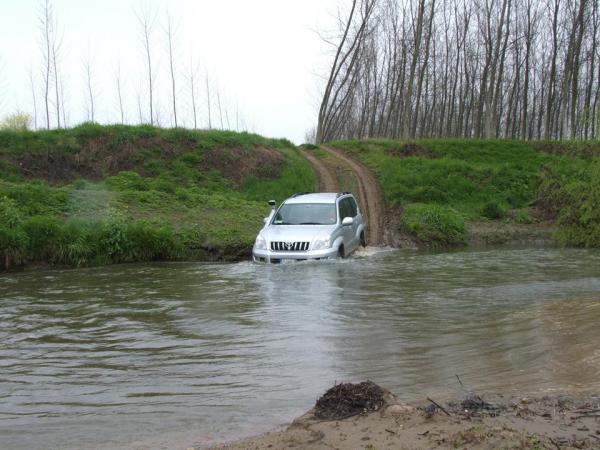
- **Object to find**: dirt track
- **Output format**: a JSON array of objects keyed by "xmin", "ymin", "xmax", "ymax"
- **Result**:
[
  {"xmin": 319, "ymin": 146, "xmax": 386, "ymax": 246},
  {"xmin": 300, "ymin": 149, "xmax": 340, "ymax": 192},
  {"xmin": 300, "ymin": 147, "xmax": 386, "ymax": 246}
]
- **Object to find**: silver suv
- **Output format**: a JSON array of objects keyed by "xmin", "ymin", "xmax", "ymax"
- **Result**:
[{"xmin": 252, "ymin": 192, "xmax": 365, "ymax": 263}]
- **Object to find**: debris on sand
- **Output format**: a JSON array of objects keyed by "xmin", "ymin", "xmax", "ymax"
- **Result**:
[
  {"xmin": 448, "ymin": 394, "xmax": 503, "ymax": 418},
  {"xmin": 314, "ymin": 381, "xmax": 386, "ymax": 420}
]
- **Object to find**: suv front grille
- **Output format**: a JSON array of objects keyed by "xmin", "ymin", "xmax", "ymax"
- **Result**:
[{"xmin": 271, "ymin": 241, "xmax": 309, "ymax": 251}]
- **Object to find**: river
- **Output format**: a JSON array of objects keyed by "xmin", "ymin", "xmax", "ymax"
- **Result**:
[{"xmin": 1, "ymin": 247, "xmax": 599, "ymax": 449}]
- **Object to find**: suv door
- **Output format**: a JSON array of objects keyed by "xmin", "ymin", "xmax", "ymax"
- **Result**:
[
  {"xmin": 339, "ymin": 197, "xmax": 356, "ymax": 251},
  {"xmin": 348, "ymin": 196, "xmax": 361, "ymax": 248}
]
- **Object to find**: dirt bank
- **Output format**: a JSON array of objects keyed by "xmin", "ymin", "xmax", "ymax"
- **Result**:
[{"xmin": 209, "ymin": 384, "xmax": 600, "ymax": 450}]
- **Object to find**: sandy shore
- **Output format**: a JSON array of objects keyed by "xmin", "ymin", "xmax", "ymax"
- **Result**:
[{"xmin": 207, "ymin": 389, "xmax": 599, "ymax": 450}]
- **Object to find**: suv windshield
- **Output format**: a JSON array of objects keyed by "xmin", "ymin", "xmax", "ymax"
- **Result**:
[{"xmin": 272, "ymin": 203, "xmax": 337, "ymax": 225}]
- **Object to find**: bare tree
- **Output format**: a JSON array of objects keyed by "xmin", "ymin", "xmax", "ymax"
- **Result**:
[
  {"xmin": 137, "ymin": 4, "xmax": 156, "ymax": 125},
  {"xmin": 164, "ymin": 11, "xmax": 178, "ymax": 127},
  {"xmin": 136, "ymin": 86, "xmax": 144, "ymax": 124},
  {"xmin": 84, "ymin": 50, "xmax": 96, "ymax": 122},
  {"xmin": 28, "ymin": 65, "xmax": 38, "ymax": 129},
  {"xmin": 216, "ymin": 86, "xmax": 224, "ymax": 129},
  {"xmin": 316, "ymin": 0, "xmax": 377, "ymax": 143},
  {"xmin": 205, "ymin": 71, "xmax": 212, "ymax": 129},
  {"xmin": 59, "ymin": 73, "xmax": 68, "ymax": 127},
  {"xmin": 188, "ymin": 55, "xmax": 199, "ymax": 129},
  {"xmin": 115, "ymin": 60, "xmax": 125, "ymax": 124},
  {"xmin": 315, "ymin": 0, "xmax": 599, "ymax": 141},
  {"xmin": 39, "ymin": 0, "xmax": 53, "ymax": 129},
  {"xmin": 51, "ymin": 18, "xmax": 62, "ymax": 128}
]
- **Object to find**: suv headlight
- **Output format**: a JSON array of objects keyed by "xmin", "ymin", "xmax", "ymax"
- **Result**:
[
  {"xmin": 254, "ymin": 235, "xmax": 267, "ymax": 250},
  {"xmin": 312, "ymin": 236, "xmax": 331, "ymax": 250}
]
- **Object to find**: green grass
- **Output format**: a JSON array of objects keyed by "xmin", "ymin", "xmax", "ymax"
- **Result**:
[
  {"xmin": 539, "ymin": 158, "xmax": 600, "ymax": 247},
  {"xmin": 0, "ymin": 124, "xmax": 314, "ymax": 269},
  {"xmin": 401, "ymin": 203, "xmax": 467, "ymax": 247},
  {"xmin": 242, "ymin": 147, "xmax": 316, "ymax": 202},
  {"xmin": 331, "ymin": 139, "xmax": 600, "ymax": 247},
  {"xmin": 0, "ymin": 122, "xmax": 294, "ymax": 157}
]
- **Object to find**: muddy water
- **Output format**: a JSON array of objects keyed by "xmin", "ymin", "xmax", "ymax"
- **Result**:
[{"xmin": 1, "ymin": 247, "xmax": 599, "ymax": 449}]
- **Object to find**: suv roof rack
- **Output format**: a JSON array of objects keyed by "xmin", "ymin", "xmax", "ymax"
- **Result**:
[{"xmin": 291, "ymin": 192, "xmax": 312, "ymax": 198}]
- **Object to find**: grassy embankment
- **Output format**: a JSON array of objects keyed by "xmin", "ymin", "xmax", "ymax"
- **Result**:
[
  {"xmin": 0, "ymin": 124, "xmax": 315, "ymax": 270},
  {"xmin": 329, "ymin": 140, "xmax": 600, "ymax": 248}
]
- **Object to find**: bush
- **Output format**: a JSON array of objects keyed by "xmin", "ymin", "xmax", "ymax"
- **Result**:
[
  {"xmin": 514, "ymin": 210, "xmax": 533, "ymax": 224},
  {"xmin": 401, "ymin": 203, "xmax": 467, "ymax": 247},
  {"xmin": 552, "ymin": 161, "xmax": 600, "ymax": 247},
  {"xmin": 23, "ymin": 215, "xmax": 63, "ymax": 261},
  {"xmin": 482, "ymin": 201, "xmax": 506, "ymax": 220},
  {"xmin": 98, "ymin": 210, "xmax": 178, "ymax": 263},
  {"xmin": 0, "ymin": 196, "xmax": 23, "ymax": 227},
  {"xmin": 0, "ymin": 113, "xmax": 32, "ymax": 131},
  {"xmin": 0, "ymin": 225, "xmax": 29, "ymax": 269},
  {"xmin": 125, "ymin": 221, "xmax": 177, "ymax": 261},
  {"xmin": 55, "ymin": 221, "xmax": 97, "ymax": 267}
]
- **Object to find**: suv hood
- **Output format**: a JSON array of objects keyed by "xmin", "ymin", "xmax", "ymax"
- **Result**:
[{"xmin": 261, "ymin": 224, "xmax": 337, "ymax": 243}]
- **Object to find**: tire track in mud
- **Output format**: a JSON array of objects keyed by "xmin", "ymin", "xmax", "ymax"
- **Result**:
[
  {"xmin": 301, "ymin": 147, "xmax": 386, "ymax": 246},
  {"xmin": 300, "ymin": 149, "xmax": 340, "ymax": 192}
]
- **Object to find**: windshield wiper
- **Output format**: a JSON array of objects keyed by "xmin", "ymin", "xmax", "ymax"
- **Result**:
[{"xmin": 298, "ymin": 222, "xmax": 322, "ymax": 225}]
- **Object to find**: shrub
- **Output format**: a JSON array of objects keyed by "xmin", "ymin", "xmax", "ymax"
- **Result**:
[
  {"xmin": 514, "ymin": 210, "xmax": 533, "ymax": 224},
  {"xmin": 482, "ymin": 201, "xmax": 506, "ymax": 220},
  {"xmin": 72, "ymin": 179, "xmax": 89, "ymax": 190},
  {"xmin": 99, "ymin": 210, "xmax": 130, "ymax": 262},
  {"xmin": 401, "ymin": 203, "xmax": 467, "ymax": 247},
  {"xmin": 56, "ymin": 221, "xmax": 97, "ymax": 267},
  {"xmin": 23, "ymin": 215, "xmax": 63, "ymax": 261},
  {"xmin": 0, "ymin": 113, "xmax": 32, "ymax": 131},
  {"xmin": 0, "ymin": 225, "xmax": 29, "ymax": 269},
  {"xmin": 125, "ymin": 221, "xmax": 177, "ymax": 261},
  {"xmin": 554, "ymin": 161, "xmax": 600, "ymax": 247},
  {"xmin": 0, "ymin": 196, "xmax": 23, "ymax": 228}
]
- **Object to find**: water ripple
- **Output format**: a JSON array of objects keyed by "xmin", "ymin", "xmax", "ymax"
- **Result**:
[{"xmin": 0, "ymin": 247, "xmax": 599, "ymax": 449}]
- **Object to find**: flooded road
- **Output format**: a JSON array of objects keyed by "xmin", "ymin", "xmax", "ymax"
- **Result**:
[{"xmin": 1, "ymin": 247, "xmax": 599, "ymax": 449}]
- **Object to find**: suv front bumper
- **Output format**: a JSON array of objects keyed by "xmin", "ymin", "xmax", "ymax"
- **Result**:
[{"xmin": 252, "ymin": 246, "xmax": 338, "ymax": 263}]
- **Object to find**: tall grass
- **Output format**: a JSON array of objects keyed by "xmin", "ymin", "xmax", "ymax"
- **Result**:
[{"xmin": 401, "ymin": 203, "xmax": 467, "ymax": 247}]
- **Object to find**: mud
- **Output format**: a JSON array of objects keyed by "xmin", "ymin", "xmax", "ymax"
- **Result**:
[{"xmin": 299, "ymin": 149, "xmax": 340, "ymax": 192}]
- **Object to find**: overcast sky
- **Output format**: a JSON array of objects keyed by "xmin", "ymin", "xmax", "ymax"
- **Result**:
[{"xmin": 0, "ymin": 0, "xmax": 341, "ymax": 143}]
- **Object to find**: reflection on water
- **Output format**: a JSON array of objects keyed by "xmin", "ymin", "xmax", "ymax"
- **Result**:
[{"xmin": 0, "ymin": 247, "xmax": 599, "ymax": 449}]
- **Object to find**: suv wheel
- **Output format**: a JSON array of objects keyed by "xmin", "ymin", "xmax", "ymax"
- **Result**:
[
  {"xmin": 338, "ymin": 244, "xmax": 345, "ymax": 259},
  {"xmin": 360, "ymin": 231, "xmax": 366, "ymax": 247}
]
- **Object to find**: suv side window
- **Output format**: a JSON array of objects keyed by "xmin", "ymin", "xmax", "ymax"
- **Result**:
[
  {"xmin": 338, "ymin": 198, "xmax": 352, "ymax": 220},
  {"xmin": 348, "ymin": 197, "xmax": 358, "ymax": 217}
]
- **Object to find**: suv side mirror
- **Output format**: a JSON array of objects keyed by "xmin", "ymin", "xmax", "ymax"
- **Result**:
[
  {"xmin": 263, "ymin": 217, "xmax": 269, "ymax": 224},
  {"xmin": 342, "ymin": 217, "xmax": 354, "ymax": 226}
]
